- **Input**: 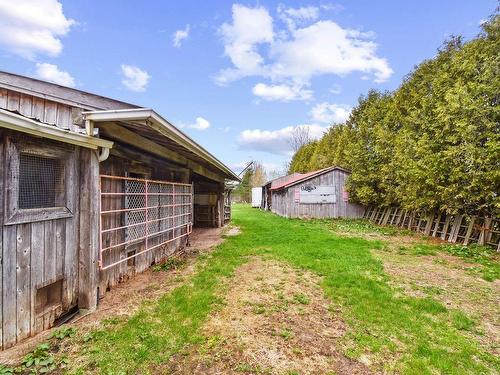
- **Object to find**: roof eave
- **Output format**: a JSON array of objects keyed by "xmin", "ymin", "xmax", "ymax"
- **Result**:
[
  {"xmin": 0, "ymin": 108, "xmax": 114, "ymax": 149},
  {"xmin": 83, "ymin": 108, "xmax": 240, "ymax": 181}
]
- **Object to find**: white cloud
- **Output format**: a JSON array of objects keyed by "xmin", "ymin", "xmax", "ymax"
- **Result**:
[
  {"xmin": 238, "ymin": 124, "xmax": 326, "ymax": 155},
  {"xmin": 278, "ymin": 5, "xmax": 319, "ymax": 30},
  {"xmin": 216, "ymin": 4, "xmax": 274, "ymax": 85},
  {"xmin": 0, "ymin": 0, "xmax": 74, "ymax": 59},
  {"xmin": 120, "ymin": 64, "xmax": 150, "ymax": 92},
  {"xmin": 35, "ymin": 63, "xmax": 75, "ymax": 87},
  {"xmin": 179, "ymin": 117, "xmax": 211, "ymax": 131},
  {"xmin": 188, "ymin": 117, "xmax": 210, "ymax": 130},
  {"xmin": 252, "ymin": 82, "xmax": 312, "ymax": 102},
  {"xmin": 173, "ymin": 24, "xmax": 190, "ymax": 48},
  {"xmin": 310, "ymin": 102, "xmax": 351, "ymax": 123},
  {"xmin": 216, "ymin": 4, "xmax": 392, "ymax": 92},
  {"xmin": 270, "ymin": 21, "xmax": 392, "ymax": 83}
]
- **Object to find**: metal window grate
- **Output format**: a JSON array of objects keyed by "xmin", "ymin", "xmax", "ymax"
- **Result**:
[
  {"xmin": 18, "ymin": 153, "xmax": 64, "ymax": 209},
  {"xmin": 99, "ymin": 175, "xmax": 193, "ymax": 270}
]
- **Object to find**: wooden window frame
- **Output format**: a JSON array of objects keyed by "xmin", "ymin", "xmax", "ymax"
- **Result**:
[{"xmin": 4, "ymin": 137, "xmax": 76, "ymax": 225}]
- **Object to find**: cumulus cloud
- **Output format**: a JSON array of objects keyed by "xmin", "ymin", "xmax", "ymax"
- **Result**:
[
  {"xmin": 216, "ymin": 4, "xmax": 392, "ymax": 95},
  {"xmin": 120, "ymin": 64, "xmax": 150, "ymax": 92},
  {"xmin": 188, "ymin": 117, "xmax": 210, "ymax": 130},
  {"xmin": 310, "ymin": 102, "xmax": 351, "ymax": 124},
  {"xmin": 179, "ymin": 117, "xmax": 211, "ymax": 131},
  {"xmin": 252, "ymin": 82, "xmax": 312, "ymax": 102},
  {"xmin": 0, "ymin": 0, "xmax": 74, "ymax": 59},
  {"xmin": 173, "ymin": 24, "xmax": 190, "ymax": 48},
  {"xmin": 215, "ymin": 4, "xmax": 274, "ymax": 85},
  {"xmin": 35, "ymin": 63, "xmax": 75, "ymax": 87},
  {"xmin": 270, "ymin": 21, "xmax": 392, "ymax": 83},
  {"xmin": 238, "ymin": 124, "xmax": 327, "ymax": 155}
]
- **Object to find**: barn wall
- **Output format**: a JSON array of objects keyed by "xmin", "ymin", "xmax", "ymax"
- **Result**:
[
  {"xmin": 271, "ymin": 170, "xmax": 364, "ymax": 219},
  {"xmin": 0, "ymin": 132, "xmax": 80, "ymax": 350}
]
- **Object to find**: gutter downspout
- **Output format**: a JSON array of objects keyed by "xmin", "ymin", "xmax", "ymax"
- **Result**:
[
  {"xmin": 98, "ymin": 146, "xmax": 110, "ymax": 162},
  {"xmin": 86, "ymin": 119, "xmax": 111, "ymax": 162}
]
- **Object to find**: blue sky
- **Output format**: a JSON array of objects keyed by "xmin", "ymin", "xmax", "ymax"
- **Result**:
[{"xmin": 0, "ymin": 1, "xmax": 496, "ymax": 175}]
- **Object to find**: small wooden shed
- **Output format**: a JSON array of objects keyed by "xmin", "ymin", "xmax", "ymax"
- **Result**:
[
  {"xmin": 262, "ymin": 167, "xmax": 365, "ymax": 219},
  {"xmin": 0, "ymin": 71, "xmax": 238, "ymax": 349}
]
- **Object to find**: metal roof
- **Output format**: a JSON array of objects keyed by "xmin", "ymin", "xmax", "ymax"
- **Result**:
[{"xmin": 270, "ymin": 166, "xmax": 350, "ymax": 190}]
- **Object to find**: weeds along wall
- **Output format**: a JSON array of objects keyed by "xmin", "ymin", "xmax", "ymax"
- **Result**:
[
  {"xmin": 364, "ymin": 207, "xmax": 500, "ymax": 251},
  {"xmin": 289, "ymin": 15, "xmax": 499, "ymax": 218}
]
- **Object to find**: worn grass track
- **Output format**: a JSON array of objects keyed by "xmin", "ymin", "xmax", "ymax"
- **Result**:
[{"xmin": 68, "ymin": 205, "xmax": 499, "ymax": 374}]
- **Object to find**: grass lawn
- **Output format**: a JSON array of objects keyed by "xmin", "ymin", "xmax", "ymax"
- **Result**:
[{"xmin": 5, "ymin": 204, "xmax": 499, "ymax": 374}]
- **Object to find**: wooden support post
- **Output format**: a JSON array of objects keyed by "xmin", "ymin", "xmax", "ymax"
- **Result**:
[
  {"xmin": 407, "ymin": 212, "xmax": 414, "ymax": 230},
  {"xmin": 463, "ymin": 216, "xmax": 476, "ymax": 245},
  {"xmin": 449, "ymin": 215, "xmax": 463, "ymax": 243},
  {"xmin": 477, "ymin": 217, "xmax": 491, "ymax": 246},
  {"xmin": 399, "ymin": 210, "xmax": 407, "ymax": 227},
  {"xmin": 381, "ymin": 208, "xmax": 391, "ymax": 225},
  {"xmin": 217, "ymin": 182, "xmax": 224, "ymax": 227},
  {"xmin": 432, "ymin": 213, "xmax": 442, "ymax": 237},
  {"xmin": 78, "ymin": 148, "xmax": 100, "ymax": 310},
  {"xmin": 378, "ymin": 208, "xmax": 386, "ymax": 225},
  {"xmin": 441, "ymin": 216, "xmax": 451, "ymax": 240},
  {"xmin": 424, "ymin": 214, "xmax": 434, "ymax": 236}
]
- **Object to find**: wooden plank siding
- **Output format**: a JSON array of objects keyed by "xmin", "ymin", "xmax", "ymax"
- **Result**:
[
  {"xmin": 0, "ymin": 88, "xmax": 81, "ymax": 131},
  {"xmin": 0, "ymin": 133, "xmax": 80, "ymax": 349},
  {"xmin": 270, "ymin": 169, "xmax": 364, "ymax": 219}
]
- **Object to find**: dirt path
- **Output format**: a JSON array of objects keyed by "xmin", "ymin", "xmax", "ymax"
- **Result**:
[{"xmin": 167, "ymin": 257, "xmax": 371, "ymax": 375}]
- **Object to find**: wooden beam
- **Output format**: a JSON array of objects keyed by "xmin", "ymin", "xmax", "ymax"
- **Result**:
[
  {"xmin": 78, "ymin": 148, "xmax": 99, "ymax": 310},
  {"xmin": 109, "ymin": 145, "xmax": 189, "ymax": 174},
  {"xmin": 100, "ymin": 123, "xmax": 224, "ymax": 182}
]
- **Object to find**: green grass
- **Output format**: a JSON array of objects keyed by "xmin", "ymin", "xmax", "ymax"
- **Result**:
[
  {"xmin": 331, "ymin": 218, "xmax": 500, "ymax": 282},
  {"xmin": 69, "ymin": 205, "xmax": 499, "ymax": 374}
]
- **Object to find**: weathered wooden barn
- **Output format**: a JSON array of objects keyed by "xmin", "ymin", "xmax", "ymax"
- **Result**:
[
  {"xmin": 0, "ymin": 71, "xmax": 238, "ymax": 349},
  {"xmin": 262, "ymin": 167, "xmax": 365, "ymax": 219}
]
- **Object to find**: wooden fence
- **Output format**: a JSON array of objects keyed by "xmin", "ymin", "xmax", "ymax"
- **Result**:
[{"xmin": 363, "ymin": 207, "xmax": 500, "ymax": 251}]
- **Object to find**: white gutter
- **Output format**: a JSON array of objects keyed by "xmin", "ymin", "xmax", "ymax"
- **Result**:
[
  {"xmin": 0, "ymin": 108, "xmax": 114, "ymax": 150},
  {"xmin": 83, "ymin": 108, "xmax": 240, "ymax": 180}
]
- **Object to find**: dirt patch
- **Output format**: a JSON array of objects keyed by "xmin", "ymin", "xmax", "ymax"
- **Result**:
[
  {"xmin": 167, "ymin": 258, "xmax": 371, "ymax": 375},
  {"xmin": 373, "ymin": 249, "xmax": 500, "ymax": 355},
  {"xmin": 0, "ymin": 227, "xmax": 226, "ymax": 365}
]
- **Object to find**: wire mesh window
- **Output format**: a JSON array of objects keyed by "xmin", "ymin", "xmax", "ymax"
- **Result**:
[{"xmin": 18, "ymin": 153, "xmax": 65, "ymax": 209}]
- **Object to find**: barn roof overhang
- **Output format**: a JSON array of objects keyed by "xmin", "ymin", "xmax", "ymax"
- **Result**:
[
  {"xmin": 0, "ymin": 108, "xmax": 114, "ymax": 149},
  {"xmin": 83, "ymin": 108, "xmax": 240, "ymax": 182}
]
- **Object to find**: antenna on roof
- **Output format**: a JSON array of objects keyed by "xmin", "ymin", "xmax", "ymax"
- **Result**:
[{"xmin": 238, "ymin": 161, "xmax": 254, "ymax": 177}]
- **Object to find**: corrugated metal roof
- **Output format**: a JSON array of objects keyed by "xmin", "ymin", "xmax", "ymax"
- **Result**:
[{"xmin": 270, "ymin": 166, "xmax": 350, "ymax": 190}]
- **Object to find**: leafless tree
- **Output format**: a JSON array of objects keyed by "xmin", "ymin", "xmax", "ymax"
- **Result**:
[{"xmin": 288, "ymin": 125, "xmax": 311, "ymax": 153}]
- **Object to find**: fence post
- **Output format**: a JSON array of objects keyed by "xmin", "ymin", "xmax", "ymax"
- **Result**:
[
  {"xmin": 463, "ymin": 216, "xmax": 476, "ymax": 245},
  {"xmin": 424, "ymin": 214, "xmax": 434, "ymax": 235},
  {"xmin": 478, "ymin": 217, "xmax": 491, "ymax": 246},
  {"xmin": 449, "ymin": 215, "xmax": 463, "ymax": 243},
  {"xmin": 431, "ymin": 213, "xmax": 441, "ymax": 237}
]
